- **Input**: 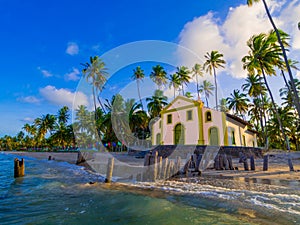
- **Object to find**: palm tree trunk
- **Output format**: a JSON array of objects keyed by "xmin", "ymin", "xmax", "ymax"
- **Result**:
[
  {"xmin": 261, "ymin": 65, "xmax": 294, "ymax": 171},
  {"xmin": 196, "ymin": 75, "xmax": 200, "ymax": 100},
  {"xmin": 137, "ymin": 80, "xmax": 144, "ymax": 110},
  {"xmin": 262, "ymin": 0, "xmax": 300, "ymax": 118},
  {"xmin": 213, "ymin": 67, "xmax": 218, "ymax": 110}
]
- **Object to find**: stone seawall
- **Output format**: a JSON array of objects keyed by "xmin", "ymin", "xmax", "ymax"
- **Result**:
[{"xmin": 150, "ymin": 145, "xmax": 263, "ymax": 159}]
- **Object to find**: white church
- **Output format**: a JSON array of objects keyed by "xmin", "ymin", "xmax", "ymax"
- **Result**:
[{"xmin": 151, "ymin": 96, "xmax": 257, "ymax": 147}]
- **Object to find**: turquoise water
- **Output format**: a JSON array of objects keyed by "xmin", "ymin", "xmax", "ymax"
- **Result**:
[{"xmin": 1, "ymin": 152, "xmax": 299, "ymax": 225}]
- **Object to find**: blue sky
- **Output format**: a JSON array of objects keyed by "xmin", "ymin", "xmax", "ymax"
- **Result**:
[{"xmin": 1, "ymin": 0, "xmax": 300, "ymax": 137}]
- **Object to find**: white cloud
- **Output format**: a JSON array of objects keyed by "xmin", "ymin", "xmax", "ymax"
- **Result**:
[
  {"xmin": 38, "ymin": 67, "xmax": 53, "ymax": 77},
  {"xmin": 17, "ymin": 96, "xmax": 41, "ymax": 104},
  {"xmin": 66, "ymin": 42, "xmax": 79, "ymax": 55},
  {"xmin": 21, "ymin": 117, "xmax": 35, "ymax": 123},
  {"xmin": 65, "ymin": 68, "xmax": 81, "ymax": 81},
  {"xmin": 39, "ymin": 85, "xmax": 89, "ymax": 109},
  {"xmin": 178, "ymin": 0, "xmax": 300, "ymax": 80}
]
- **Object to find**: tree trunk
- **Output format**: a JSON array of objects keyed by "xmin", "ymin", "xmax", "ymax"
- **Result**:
[
  {"xmin": 262, "ymin": 0, "xmax": 300, "ymax": 118},
  {"xmin": 213, "ymin": 67, "xmax": 218, "ymax": 110}
]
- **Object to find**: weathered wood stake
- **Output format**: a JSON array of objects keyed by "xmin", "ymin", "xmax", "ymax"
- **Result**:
[
  {"xmin": 243, "ymin": 158, "xmax": 249, "ymax": 171},
  {"xmin": 162, "ymin": 158, "xmax": 168, "ymax": 180},
  {"xmin": 263, "ymin": 155, "xmax": 269, "ymax": 171},
  {"xmin": 227, "ymin": 155, "xmax": 234, "ymax": 170},
  {"xmin": 14, "ymin": 158, "xmax": 25, "ymax": 178},
  {"xmin": 288, "ymin": 158, "xmax": 294, "ymax": 172},
  {"xmin": 250, "ymin": 155, "xmax": 255, "ymax": 171},
  {"xmin": 105, "ymin": 158, "xmax": 114, "ymax": 183}
]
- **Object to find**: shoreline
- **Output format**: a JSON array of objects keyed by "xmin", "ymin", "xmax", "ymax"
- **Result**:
[{"xmin": 3, "ymin": 150, "xmax": 300, "ymax": 190}]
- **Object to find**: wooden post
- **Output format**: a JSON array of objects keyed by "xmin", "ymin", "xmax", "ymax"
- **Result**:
[
  {"xmin": 175, "ymin": 156, "xmax": 181, "ymax": 175},
  {"xmin": 105, "ymin": 158, "xmax": 114, "ymax": 183},
  {"xmin": 14, "ymin": 158, "xmax": 25, "ymax": 178},
  {"xmin": 227, "ymin": 155, "xmax": 234, "ymax": 170},
  {"xmin": 223, "ymin": 154, "xmax": 229, "ymax": 170},
  {"xmin": 219, "ymin": 154, "xmax": 224, "ymax": 170},
  {"xmin": 243, "ymin": 158, "xmax": 249, "ymax": 171},
  {"xmin": 196, "ymin": 154, "xmax": 202, "ymax": 171},
  {"xmin": 162, "ymin": 158, "xmax": 168, "ymax": 180},
  {"xmin": 166, "ymin": 160, "xmax": 171, "ymax": 179},
  {"xmin": 288, "ymin": 158, "xmax": 294, "ymax": 172},
  {"xmin": 153, "ymin": 151, "xmax": 158, "ymax": 182},
  {"xmin": 215, "ymin": 154, "xmax": 220, "ymax": 170},
  {"xmin": 48, "ymin": 156, "xmax": 52, "ymax": 160},
  {"xmin": 250, "ymin": 155, "xmax": 255, "ymax": 171},
  {"xmin": 158, "ymin": 156, "xmax": 163, "ymax": 180},
  {"xmin": 263, "ymin": 155, "xmax": 269, "ymax": 171}
]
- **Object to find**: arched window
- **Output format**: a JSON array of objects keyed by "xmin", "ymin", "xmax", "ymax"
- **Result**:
[{"xmin": 205, "ymin": 111, "xmax": 212, "ymax": 122}]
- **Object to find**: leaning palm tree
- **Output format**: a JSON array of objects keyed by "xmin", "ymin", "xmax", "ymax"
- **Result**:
[
  {"xmin": 176, "ymin": 66, "xmax": 191, "ymax": 96},
  {"xmin": 199, "ymin": 80, "xmax": 214, "ymax": 108},
  {"xmin": 242, "ymin": 32, "xmax": 294, "ymax": 171},
  {"xmin": 226, "ymin": 89, "xmax": 249, "ymax": 119},
  {"xmin": 82, "ymin": 56, "xmax": 108, "ymax": 115},
  {"xmin": 203, "ymin": 50, "xmax": 226, "ymax": 110},
  {"xmin": 132, "ymin": 66, "xmax": 145, "ymax": 110},
  {"xmin": 150, "ymin": 65, "xmax": 168, "ymax": 90},
  {"xmin": 192, "ymin": 63, "xmax": 203, "ymax": 100},
  {"xmin": 247, "ymin": 0, "xmax": 300, "ymax": 118},
  {"xmin": 169, "ymin": 73, "xmax": 181, "ymax": 99}
]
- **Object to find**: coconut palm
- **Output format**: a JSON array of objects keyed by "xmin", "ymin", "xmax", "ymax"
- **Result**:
[
  {"xmin": 192, "ymin": 63, "xmax": 203, "ymax": 100},
  {"xmin": 146, "ymin": 90, "xmax": 168, "ymax": 119},
  {"xmin": 132, "ymin": 66, "xmax": 145, "ymax": 110},
  {"xmin": 82, "ymin": 56, "xmax": 108, "ymax": 115},
  {"xmin": 242, "ymin": 32, "xmax": 294, "ymax": 170},
  {"xmin": 34, "ymin": 114, "xmax": 56, "ymax": 146},
  {"xmin": 247, "ymin": 0, "xmax": 300, "ymax": 118},
  {"xmin": 176, "ymin": 66, "xmax": 191, "ymax": 95},
  {"xmin": 226, "ymin": 89, "xmax": 249, "ymax": 118},
  {"xmin": 150, "ymin": 65, "xmax": 168, "ymax": 90},
  {"xmin": 169, "ymin": 73, "xmax": 181, "ymax": 99},
  {"xmin": 219, "ymin": 98, "xmax": 229, "ymax": 112},
  {"xmin": 203, "ymin": 50, "xmax": 226, "ymax": 110},
  {"xmin": 199, "ymin": 80, "xmax": 214, "ymax": 108}
]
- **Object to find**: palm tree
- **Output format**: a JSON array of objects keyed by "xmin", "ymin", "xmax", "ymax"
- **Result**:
[
  {"xmin": 242, "ymin": 32, "xmax": 294, "ymax": 170},
  {"xmin": 176, "ymin": 66, "xmax": 191, "ymax": 95},
  {"xmin": 199, "ymin": 80, "xmax": 214, "ymax": 108},
  {"xmin": 169, "ymin": 73, "xmax": 181, "ymax": 99},
  {"xmin": 226, "ymin": 89, "xmax": 249, "ymax": 118},
  {"xmin": 132, "ymin": 66, "xmax": 145, "ymax": 110},
  {"xmin": 34, "ymin": 114, "xmax": 56, "ymax": 146},
  {"xmin": 203, "ymin": 50, "xmax": 226, "ymax": 110},
  {"xmin": 150, "ymin": 65, "xmax": 167, "ymax": 89},
  {"xmin": 146, "ymin": 90, "xmax": 168, "ymax": 119},
  {"xmin": 192, "ymin": 63, "xmax": 203, "ymax": 100},
  {"xmin": 219, "ymin": 98, "xmax": 229, "ymax": 112},
  {"xmin": 82, "ymin": 56, "xmax": 108, "ymax": 115},
  {"xmin": 280, "ymin": 78, "xmax": 300, "ymax": 108},
  {"xmin": 247, "ymin": 0, "xmax": 300, "ymax": 118}
]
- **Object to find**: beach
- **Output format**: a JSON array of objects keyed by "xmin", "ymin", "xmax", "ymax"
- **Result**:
[{"xmin": 6, "ymin": 150, "xmax": 300, "ymax": 188}]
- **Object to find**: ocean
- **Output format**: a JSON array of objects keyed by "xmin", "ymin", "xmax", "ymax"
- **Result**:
[{"xmin": 1, "ymin": 152, "xmax": 300, "ymax": 225}]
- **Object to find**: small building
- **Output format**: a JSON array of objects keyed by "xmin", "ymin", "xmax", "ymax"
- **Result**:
[{"xmin": 151, "ymin": 96, "xmax": 257, "ymax": 147}]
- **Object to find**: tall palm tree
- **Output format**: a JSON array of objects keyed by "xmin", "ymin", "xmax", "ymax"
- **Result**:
[
  {"xmin": 242, "ymin": 32, "xmax": 294, "ymax": 170},
  {"xmin": 226, "ymin": 89, "xmax": 249, "ymax": 118},
  {"xmin": 280, "ymin": 78, "xmax": 300, "ymax": 108},
  {"xmin": 132, "ymin": 66, "xmax": 145, "ymax": 110},
  {"xmin": 192, "ymin": 63, "xmax": 203, "ymax": 100},
  {"xmin": 146, "ymin": 90, "xmax": 168, "ymax": 119},
  {"xmin": 176, "ymin": 66, "xmax": 191, "ymax": 95},
  {"xmin": 199, "ymin": 80, "xmax": 214, "ymax": 108},
  {"xmin": 150, "ymin": 65, "xmax": 167, "ymax": 90},
  {"xmin": 203, "ymin": 50, "xmax": 226, "ymax": 110},
  {"xmin": 169, "ymin": 73, "xmax": 181, "ymax": 99},
  {"xmin": 247, "ymin": 0, "xmax": 300, "ymax": 118},
  {"xmin": 34, "ymin": 114, "xmax": 56, "ymax": 145},
  {"xmin": 82, "ymin": 56, "xmax": 108, "ymax": 115}
]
